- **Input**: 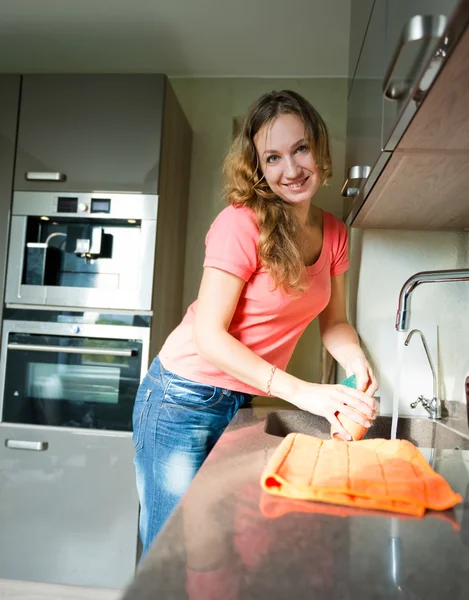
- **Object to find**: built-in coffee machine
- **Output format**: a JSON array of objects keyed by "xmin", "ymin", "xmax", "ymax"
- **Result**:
[{"xmin": 5, "ymin": 191, "xmax": 158, "ymax": 311}]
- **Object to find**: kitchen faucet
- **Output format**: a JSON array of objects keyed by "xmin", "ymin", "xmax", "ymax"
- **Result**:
[
  {"xmin": 396, "ymin": 269, "xmax": 469, "ymax": 332},
  {"xmin": 395, "ymin": 268, "xmax": 469, "ymax": 420},
  {"xmin": 404, "ymin": 329, "xmax": 441, "ymax": 420}
]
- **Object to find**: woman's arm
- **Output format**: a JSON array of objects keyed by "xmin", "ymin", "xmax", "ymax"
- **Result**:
[
  {"xmin": 194, "ymin": 267, "xmax": 375, "ymax": 440},
  {"xmin": 319, "ymin": 273, "xmax": 378, "ymax": 395},
  {"xmin": 193, "ymin": 266, "xmax": 293, "ymax": 395}
]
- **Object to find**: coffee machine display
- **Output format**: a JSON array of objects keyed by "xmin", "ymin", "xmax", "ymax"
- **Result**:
[{"xmin": 6, "ymin": 192, "xmax": 158, "ymax": 311}]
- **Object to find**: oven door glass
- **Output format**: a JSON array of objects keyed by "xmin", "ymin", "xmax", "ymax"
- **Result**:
[{"xmin": 2, "ymin": 333, "xmax": 142, "ymax": 431}]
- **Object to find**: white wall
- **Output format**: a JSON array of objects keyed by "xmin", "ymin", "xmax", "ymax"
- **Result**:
[
  {"xmin": 170, "ymin": 77, "xmax": 348, "ymax": 384},
  {"xmin": 349, "ymin": 228, "xmax": 469, "ymax": 412}
]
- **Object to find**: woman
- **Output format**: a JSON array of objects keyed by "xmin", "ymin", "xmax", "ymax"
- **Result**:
[{"xmin": 132, "ymin": 89, "xmax": 378, "ymax": 557}]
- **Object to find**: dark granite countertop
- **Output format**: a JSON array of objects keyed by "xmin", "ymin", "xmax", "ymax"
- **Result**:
[{"xmin": 122, "ymin": 405, "xmax": 469, "ymax": 599}]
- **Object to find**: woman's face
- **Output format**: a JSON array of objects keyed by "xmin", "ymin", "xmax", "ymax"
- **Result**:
[{"xmin": 253, "ymin": 113, "xmax": 321, "ymax": 206}]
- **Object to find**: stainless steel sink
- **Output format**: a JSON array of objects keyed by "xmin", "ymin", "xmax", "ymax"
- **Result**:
[{"xmin": 264, "ymin": 410, "xmax": 469, "ymax": 450}]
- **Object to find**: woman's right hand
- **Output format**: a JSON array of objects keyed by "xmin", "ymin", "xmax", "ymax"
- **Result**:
[{"xmin": 290, "ymin": 382, "xmax": 375, "ymax": 442}]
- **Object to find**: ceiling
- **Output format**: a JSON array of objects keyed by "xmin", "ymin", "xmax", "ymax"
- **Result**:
[{"xmin": 0, "ymin": 0, "xmax": 351, "ymax": 77}]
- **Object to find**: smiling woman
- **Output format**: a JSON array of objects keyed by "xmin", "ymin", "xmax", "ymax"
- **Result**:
[
  {"xmin": 224, "ymin": 91, "xmax": 333, "ymax": 294},
  {"xmin": 133, "ymin": 89, "xmax": 378, "ymax": 557}
]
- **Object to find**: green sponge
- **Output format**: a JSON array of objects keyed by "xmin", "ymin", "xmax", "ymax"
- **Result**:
[{"xmin": 340, "ymin": 374, "xmax": 357, "ymax": 389}]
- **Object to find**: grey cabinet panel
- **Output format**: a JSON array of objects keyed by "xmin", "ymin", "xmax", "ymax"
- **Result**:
[
  {"xmin": 346, "ymin": 0, "xmax": 386, "ymax": 171},
  {"xmin": 0, "ymin": 425, "xmax": 139, "ymax": 589},
  {"xmin": 348, "ymin": 0, "xmax": 375, "ymax": 95},
  {"xmin": 0, "ymin": 75, "xmax": 20, "ymax": 324},
  {"xmin": 14, "ymin": 75, "xmax": 165, "ymax": 194}
]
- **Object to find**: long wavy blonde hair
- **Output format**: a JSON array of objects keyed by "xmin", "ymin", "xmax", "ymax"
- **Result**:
[{"xmin": 223, "ymin": 90, "xmax": 332, "ymax": 295}]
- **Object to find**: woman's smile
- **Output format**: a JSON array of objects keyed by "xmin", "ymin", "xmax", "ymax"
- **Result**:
[{"xmin": 284, "ymin": 175, "xmax": 310, "ymax": 190}]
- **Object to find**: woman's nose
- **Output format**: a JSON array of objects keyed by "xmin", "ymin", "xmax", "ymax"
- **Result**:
[{"xmin": 284, "ymin": 156, "xmax": 302, "ymax": 178}]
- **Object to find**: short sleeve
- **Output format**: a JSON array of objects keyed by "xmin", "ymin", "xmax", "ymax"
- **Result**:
[
  {"xmin": 203, "ymin": 205, "xmax": 259, "ymax": 282},
  {"xmin": 330, "ymin": 216, "xmax": 349, "ymax": 276}
]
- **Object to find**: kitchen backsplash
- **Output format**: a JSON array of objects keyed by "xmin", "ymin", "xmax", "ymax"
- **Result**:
[{"xmin": 347, "ymin": 228, "xmax": 469, "ymax": 412}]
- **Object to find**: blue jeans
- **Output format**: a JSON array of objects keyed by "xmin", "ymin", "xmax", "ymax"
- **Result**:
[{"xmin": 132, "ymin": 356, "xmax": 252, "ymax": 558}]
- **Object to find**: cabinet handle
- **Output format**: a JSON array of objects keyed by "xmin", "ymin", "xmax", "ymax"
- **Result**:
[
  {"xmin": 341, "ymin": 165, "xmax": 371, "ymax": 198},
  {"xmin": 383, "ymin": 14, "xmax": 447, "ymax": 101},
  {"xmin": 7, "ymin": 343, "xmax": 136, "ymax": 357},
  {"xmin": 5, "ymin": 440, "xmax": 48, "ymax": 451},
  {"xmin": 25, "ymin": 172, "xmax": 67, "ymax": 182}
]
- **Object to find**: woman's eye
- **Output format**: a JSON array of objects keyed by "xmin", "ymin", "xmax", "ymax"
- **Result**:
[
  {"xmin": 296, "ymin": 145, "xmax": 308, "ymax": 153},
  {"xmin": 266, "ymin": 155, "xmax": 279, "ymax": 164}
]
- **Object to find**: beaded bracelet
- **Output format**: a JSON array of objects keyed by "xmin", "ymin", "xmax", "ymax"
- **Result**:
[{"xmin": 266, "ymin": 364, "xmax": 277, "ymax": 397}]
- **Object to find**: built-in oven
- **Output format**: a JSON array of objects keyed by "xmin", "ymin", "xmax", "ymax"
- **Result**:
[
  {"xmin": 0, "ymin": 318, "xmax": 150, "ymax": 431},
  {"xmin": 5, "ymin": 191, "xmax": 158, "ymax": 311},
  {"xmin": 0, "ymin": 312, "xmax": 150, "ymax": 587}
]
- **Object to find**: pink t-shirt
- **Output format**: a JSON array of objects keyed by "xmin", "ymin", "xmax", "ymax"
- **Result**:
[{"xmin": 159, "ymin": 205, "xmax": 349, "ymax": 395}]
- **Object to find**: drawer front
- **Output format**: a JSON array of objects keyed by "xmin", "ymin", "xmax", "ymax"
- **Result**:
[{"xmin": 0, "ymin": 425, "xmax": 139, "ymax": 589}]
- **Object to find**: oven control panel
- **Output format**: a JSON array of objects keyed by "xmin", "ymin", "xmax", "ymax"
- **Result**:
[{"xmin": 55, "ymin": 197, "xmax": 111, "ymax": 214}]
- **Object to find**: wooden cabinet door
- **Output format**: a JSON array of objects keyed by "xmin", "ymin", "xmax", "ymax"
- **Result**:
[
  {"xmin": 352, "ymin": 148, "xmax": 469, "ymax": 229},
  {"xmin": 14, "ymin": 75, "xmax": 165, "ymax": 194}
]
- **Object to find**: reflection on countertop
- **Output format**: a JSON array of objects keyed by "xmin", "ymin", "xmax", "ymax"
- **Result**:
[{"xmin": 122, "ymin": 405, "xmax": 469, "ymax": 600}]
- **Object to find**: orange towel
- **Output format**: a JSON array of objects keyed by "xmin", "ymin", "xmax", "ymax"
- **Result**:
[
  {"xmin": 261, "ymin": 433, "xmax": 463, "ymax": 517},
  {"xmin": 259, "ymin": 492, "xmax": 461, "ymax": 530}
]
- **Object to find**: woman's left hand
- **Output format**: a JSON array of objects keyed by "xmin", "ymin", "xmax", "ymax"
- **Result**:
[{"xmin": 345, "ymin": 355, "xmax": 378, "ymax": 397}]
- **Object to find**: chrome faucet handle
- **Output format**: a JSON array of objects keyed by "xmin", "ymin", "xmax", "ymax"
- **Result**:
[
  {"xmin": 410, "ymin": 395, "xmax": 425, "ymax": 410},
  {"xmin": 404, "ymin": 329, "xmax": 441, "ymax": 420},
  {"xmin": 410, "ymin": 395, "xmax": 441, "ymax": 419},
  {"xmin": 410, "ymin": 395, "xmax": 433, "ymax": 413}
]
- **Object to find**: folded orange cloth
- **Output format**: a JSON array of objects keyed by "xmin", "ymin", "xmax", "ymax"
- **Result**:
[
  {"xmin": 259, "ymin": 492, "xmax": 461, "ymax": 530},
  {"xmin": 261, "ymin": 433, "xmax": 463, "ymax": 517}
]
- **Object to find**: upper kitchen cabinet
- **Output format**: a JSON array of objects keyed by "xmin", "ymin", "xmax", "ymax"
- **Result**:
[
  {"xmin": 14, "ymin": 75, "xmax": 166, "ymax": 194},
  {"xmin": 353, "ymin": 20, "xmax": 469, "ymax": 229},
  {"xmin": 343, "ymin": 0, "xmax": 469, "ymax": 229}
]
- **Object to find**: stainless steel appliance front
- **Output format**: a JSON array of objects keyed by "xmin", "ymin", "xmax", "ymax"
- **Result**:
[
  {"xmin": 0, "ymin": 319, "xmax": 150, "ymax": 431},
  {"xmin": 5, "ymin": 192, "xmax": 158, "ymax": 311}
]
